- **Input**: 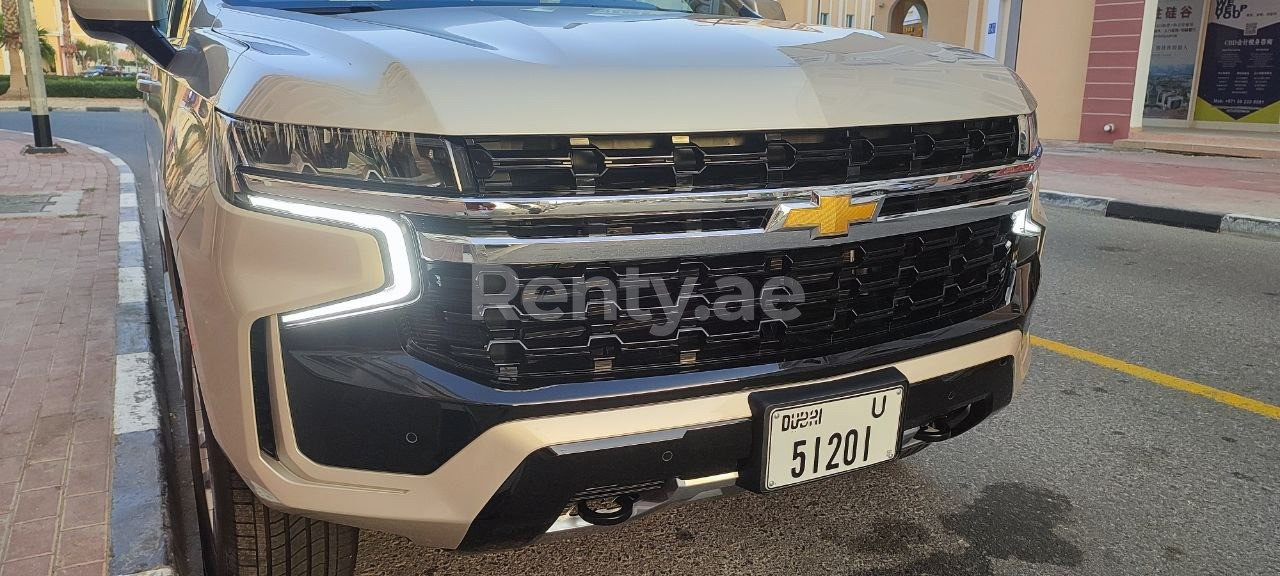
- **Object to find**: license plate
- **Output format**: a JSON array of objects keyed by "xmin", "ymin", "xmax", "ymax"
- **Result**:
[{"xmin": 761, "ymin": 386, "xmax": 904, "ymax": 491}]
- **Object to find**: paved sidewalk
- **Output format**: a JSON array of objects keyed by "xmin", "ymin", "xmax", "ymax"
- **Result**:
[
  {"xmin": 1040, "ymin": 143, "xmax": 1280, "ymax": 220},
  {"xmin": 1, "ymin": 131, "xmax": 168, "ymax": 576},
  {"xmin": 0, "ymin": 100, "xmax": 144, "ymax": 113},
  {"xmin": 0, "ymin": 134, "xmax": 119, "ymax": 574}
]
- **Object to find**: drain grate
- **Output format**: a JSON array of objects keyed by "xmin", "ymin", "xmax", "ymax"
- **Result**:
[{"xmin": 0, "ymin": 194, "xmax": 54, "ymax": 214}]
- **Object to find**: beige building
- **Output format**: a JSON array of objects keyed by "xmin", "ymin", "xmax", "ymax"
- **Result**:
[
  {"xmin": 2, "ymin": 0, "xmax": 92, "ymax": 76},
  {"xmin": 776, "ymin": 1, "xmax": 1019, "ymax": 63},
  {"xmin": 772, "ymin": 1, "xmax": 1084, "ymax": 140},
  {"xmin": 775, "ymin": 0, "xmax": 1280, "ymax": 147}
]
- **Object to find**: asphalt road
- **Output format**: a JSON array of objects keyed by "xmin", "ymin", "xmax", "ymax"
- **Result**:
[{"xmin": 6, "ymin": 111, "xmax": 1276, "ymax": 576}]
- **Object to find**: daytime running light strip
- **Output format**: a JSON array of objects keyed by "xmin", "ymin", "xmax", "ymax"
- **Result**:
[{"xmin": 246, "ymin": 195, "xmax": 415, "ymax": 325}]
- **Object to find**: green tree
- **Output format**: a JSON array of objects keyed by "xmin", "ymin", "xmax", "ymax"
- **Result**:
[
  {"xmin": 75, "ymin": 39, "xmax": 113, "ymax": 67},
  {"xmin": 34, "ymin": 28, "xmax": 54, "ymax": 71}
]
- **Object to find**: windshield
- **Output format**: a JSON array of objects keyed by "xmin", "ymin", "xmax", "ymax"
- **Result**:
[{"xmin": 222, "ymin": 0, "xmax": 761, "ymax": 16}]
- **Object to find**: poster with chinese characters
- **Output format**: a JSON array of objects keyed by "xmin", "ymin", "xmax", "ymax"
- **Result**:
[
  {"xmin": 1146, "ymin": 1, "xmax": 1203, "ymax": 120},
  {"xmin": 1195, "ymin": 0, "xmax": 1280, "ymax": 123}
]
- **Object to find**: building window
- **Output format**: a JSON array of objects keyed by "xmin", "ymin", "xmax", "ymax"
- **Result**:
[
  {"xmin": 846, "ymin": 14, "xmax": 855, "ymax": 28},
  {"xmin": 818, "ymin": 12, "xmax": 829, "ymax": 25}
]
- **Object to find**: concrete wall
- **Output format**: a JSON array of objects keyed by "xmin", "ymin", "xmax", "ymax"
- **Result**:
[
  {"xmin": 1014, "ymin": 0, "xmax": 1096, "ymax": 141},
  {"xmin": 777, "ymin": 0, "xmax": 809, "ymax": 21},
  {"xmin": 1078, "ymin": 0, "xmax": 1149, "ymax": 142},
  {"xmin": 776, "ymin": 0, "xmax": 880, "ymax": 27}
]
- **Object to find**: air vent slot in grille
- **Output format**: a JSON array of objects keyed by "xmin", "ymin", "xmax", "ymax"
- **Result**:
[{"xmin": 410, "ymin": 209, "xmax": 770, "ymax": 239}]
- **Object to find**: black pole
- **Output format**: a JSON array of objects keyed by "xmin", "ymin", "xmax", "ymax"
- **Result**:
[{"xmin": 31, "ymin": 114, "xmax": 54, "ymax": 149}]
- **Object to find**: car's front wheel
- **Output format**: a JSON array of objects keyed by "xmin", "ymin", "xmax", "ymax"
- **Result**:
[
  {"xmin": 200, "ymin": 415, "xmax": 359, "ymax": 576},
  {"xmin": 167, "ymin": 231, "xmax": 358, "ymax": 575}
]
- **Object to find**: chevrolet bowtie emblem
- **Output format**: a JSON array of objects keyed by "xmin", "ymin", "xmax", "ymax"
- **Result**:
[{"xmin": 767, "ymin": 194, "xmax": 884, "ymax": 238}]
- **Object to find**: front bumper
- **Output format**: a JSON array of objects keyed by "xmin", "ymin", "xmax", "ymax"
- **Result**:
[
  {"xmin": 175, "ymin": 188, "xmax": 1039, "ymax": 550},
  {"xmin": 258, "ymin": 322, "xmax": 1030, "ymax": 550},
  {"xmin": 461, "ymin": 351, "xmax": 1020, "ymax": 550}
]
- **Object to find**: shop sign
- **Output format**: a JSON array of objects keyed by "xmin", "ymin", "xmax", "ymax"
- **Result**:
[
  {"xmin": 1195, "ymin": 0, "xmax": 1280, "ymax": 123},
  {"xmin": 1146, "ymin": 0, "xmax": 1203, "ymax": 120}
]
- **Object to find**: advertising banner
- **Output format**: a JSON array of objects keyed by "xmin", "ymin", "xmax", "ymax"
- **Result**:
[
  {"xmin": 1145, "ymin": 0, "xmax": 1203, "ymax": 120},
  {"xmin": 1195, "ymin": 0, "xmax": 1280, "ymax": 124}
]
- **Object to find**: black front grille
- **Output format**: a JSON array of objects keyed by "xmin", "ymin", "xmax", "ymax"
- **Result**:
[
  {"xmin": 402, "ymin": 217, "xmax": 1016, "ymax": 389},
  {"xmin": 460, "ymin": 117, "xmax": 1019, "ymax": 197}
]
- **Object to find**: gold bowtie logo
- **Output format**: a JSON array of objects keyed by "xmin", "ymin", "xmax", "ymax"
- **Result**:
[{"xmin": 769, "ymin": 195, "xmax": 883, "ymax": 238}]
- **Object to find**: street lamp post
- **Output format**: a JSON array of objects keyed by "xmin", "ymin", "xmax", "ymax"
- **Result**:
[{"xmin": 16, "ymin": 0, "xmax": 64, "ymax": 153}]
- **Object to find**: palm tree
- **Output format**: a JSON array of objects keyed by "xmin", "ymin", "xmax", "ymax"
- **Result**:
[
  {"xmin": 58, "ymin": 0, "xmax": 73, "ymax": 74},
  {"xmin": 1, "ymin": 0, "xmax": 28, "ymax": 100},
  {"xmin": 35, "ymin": 27, "xmax": 54, "ymax": 71},
  {"xmin": 0, "ymin": 4, "xmax": 57, "ymax": 95}
]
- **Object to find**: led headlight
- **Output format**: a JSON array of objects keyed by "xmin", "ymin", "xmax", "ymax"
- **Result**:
[
  {"xmin": 224, "ymin": 115, "xmax": 429, "ymax": 325},
  {"xmin": 228, "ymin": 115, "xmax": 470, "ymax": 194},
  {"xmin": 1017, "ymin": 112, "xmax": 1039, "ymax": 158}
]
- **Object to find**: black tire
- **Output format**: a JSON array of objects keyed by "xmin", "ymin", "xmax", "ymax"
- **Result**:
[
  {"xmin": 166, "ymin": 224, "xmax": 358, "ymax": 576},
  {"xmin": 204, "ymin": 424, "xmax": 359, "ymax": 576}
]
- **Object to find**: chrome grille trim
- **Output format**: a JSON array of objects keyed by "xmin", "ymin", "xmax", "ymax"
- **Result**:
[{"xmin": 419, "ymin": 192, "xmax": 1030, "ymax": 264}]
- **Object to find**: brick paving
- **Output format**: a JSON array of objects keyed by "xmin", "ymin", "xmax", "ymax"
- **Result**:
[
  {"xmin": 1040, "ymin": 144, "xmax": 1280, "ymax": 219},
  {"xmin": 0, "ymin": 132, "xmax": 118, "ymax": 576}
]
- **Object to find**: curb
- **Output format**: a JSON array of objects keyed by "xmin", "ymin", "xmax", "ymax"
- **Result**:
[
  {"xmin": 54, "ymin": 136, "xmax": 175, "ymax": 576},
  {"xmin": 0, "ymin": 106, "xmax": 141, "ymax": 112},
  {"xmin": 1040, "ymin": 189, "xmax": 1280, "ymax": 241}
]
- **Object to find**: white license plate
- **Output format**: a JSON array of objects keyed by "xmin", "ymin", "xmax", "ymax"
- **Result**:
[{"xmin": 762, "ymin": 387, "xmax": 904, "ymax": 491}]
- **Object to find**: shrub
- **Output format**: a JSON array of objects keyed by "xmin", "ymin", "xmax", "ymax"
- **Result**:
[{"xmin": 0, "ymin": 75, "xmax": 141, "ymax": 99}]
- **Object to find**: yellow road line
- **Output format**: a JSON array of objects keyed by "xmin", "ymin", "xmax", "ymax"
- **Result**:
[{"xmin": 1030, "ymin": 336, "xmax": 1280, "ymax": 421}]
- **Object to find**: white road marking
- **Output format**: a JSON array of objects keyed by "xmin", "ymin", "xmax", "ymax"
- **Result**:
[
  {"xmin": 119, "ymin": 220, "xmax": 140, "ymax": 242},
  {"xmin": 113, "ymin": 351, "xmax": 160, "ymax": 435},
  {"xmin": 118, "ymin": 266, "xmax": 147, "ymax": 304}
]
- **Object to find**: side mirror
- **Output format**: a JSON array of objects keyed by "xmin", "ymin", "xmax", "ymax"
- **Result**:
[{"xmin": 70, "ymin": 0, "xmax": 175, "ymax": 66}]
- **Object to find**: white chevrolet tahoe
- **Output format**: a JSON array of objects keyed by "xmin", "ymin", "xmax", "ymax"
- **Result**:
[{"xmin": 71, "ymin": 0, "xmax": 1044, "ymax": 574}]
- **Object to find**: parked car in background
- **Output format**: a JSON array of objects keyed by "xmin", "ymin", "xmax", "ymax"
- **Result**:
[
  {"xmin": 80, "ymin": 65, "xmax": 124, "ymax": 77},
  {"xmin": 73, "ymin": 0, "xmax": 1044, "ymax": 574}
]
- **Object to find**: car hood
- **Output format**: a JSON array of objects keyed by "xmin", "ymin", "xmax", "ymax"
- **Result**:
[{"xmin": 213, "ymin": 5, "xmax": 1034, "ymax": 135}]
